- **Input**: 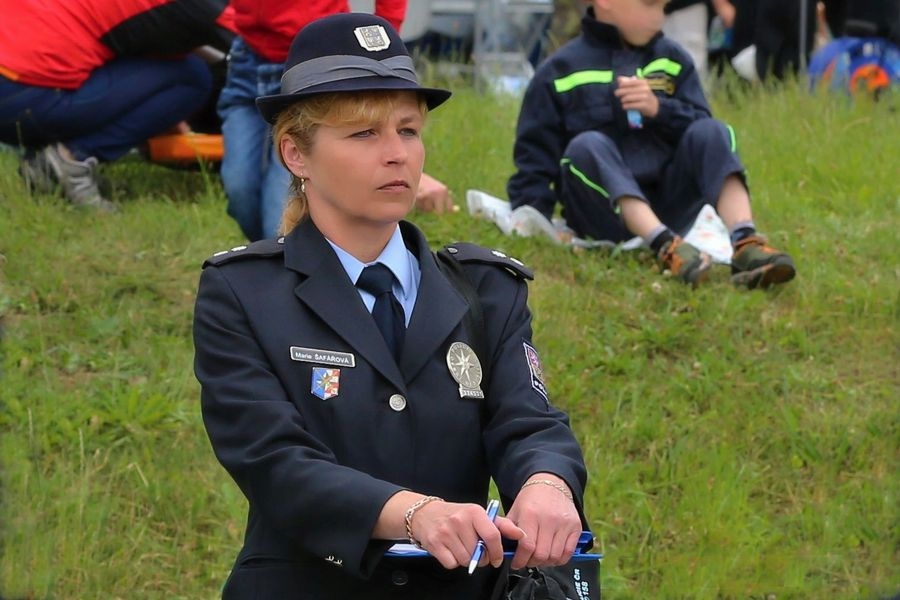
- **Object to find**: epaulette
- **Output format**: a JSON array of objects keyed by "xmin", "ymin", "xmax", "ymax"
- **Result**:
[
  {"xmin": 441, "ymin": 242, "xmax": 533, "ymax": 280},
  {"xmin": 202, "ymin": 236, "xmax": 286, "ymax": 268}
]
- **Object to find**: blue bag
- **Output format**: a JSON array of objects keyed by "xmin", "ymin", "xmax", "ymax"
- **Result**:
[{"xmin": 808, "ymin": 36, "xmax": 900, "ymax": 97}]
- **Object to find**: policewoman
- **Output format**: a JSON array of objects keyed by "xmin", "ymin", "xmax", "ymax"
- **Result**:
[{"xmin": 193, "ymin": 13, "xmax": 589, "ymax": 599}]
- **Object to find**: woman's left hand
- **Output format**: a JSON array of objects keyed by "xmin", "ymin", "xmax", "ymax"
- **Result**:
[{"xmin": 505, "ymin": 474, "xmax": 582, "ymax": 569}]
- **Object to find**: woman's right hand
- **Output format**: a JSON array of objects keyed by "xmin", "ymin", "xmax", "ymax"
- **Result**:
[{"xmin": 409, "ymin": 500, "xmax": 526, "ymax": 571}]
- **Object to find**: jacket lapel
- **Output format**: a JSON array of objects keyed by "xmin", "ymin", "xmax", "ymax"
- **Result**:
[
  {"xmin": 283, "ymin": 219, "xmax": 406, "ymax": 390},
  {"xmin": 399, "ymin": 222, "xmax": 469, "ymax": 382}
]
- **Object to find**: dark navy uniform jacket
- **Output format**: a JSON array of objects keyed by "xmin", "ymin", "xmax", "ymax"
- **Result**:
[
  {"xmin": 507, "ymin": 10, "xmax": 712, "ymax": 220},
  {"xmin": 193, "ymin": 218, "xmax": 588, "ymax": 599}
]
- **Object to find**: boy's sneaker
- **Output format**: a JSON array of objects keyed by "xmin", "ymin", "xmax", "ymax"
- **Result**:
[
  {"xmin": 657, "ymin": 236, "xmax": 712, "ymax": 286},
  {"xmin": 730, "ymin": 234, "xmax": 796, "ymax": 289},
  {"xmin": 36, "ymin": 144, "xmax": 118, "ymax": 212}
]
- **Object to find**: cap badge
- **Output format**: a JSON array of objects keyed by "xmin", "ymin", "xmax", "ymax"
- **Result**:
[{"xmin": 354, "ymin": 25, "xmax": 391, "ymax": 52}]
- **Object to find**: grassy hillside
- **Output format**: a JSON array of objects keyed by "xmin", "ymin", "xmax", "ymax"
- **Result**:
[{"xmin": 0, "ymin": 80, "xmax": 897, "ymax": 599}]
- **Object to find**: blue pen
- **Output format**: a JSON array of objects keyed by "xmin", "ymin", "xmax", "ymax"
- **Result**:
[{"xmin": 467, "ymin": 499, "xmax": 501, "ymax": 574}]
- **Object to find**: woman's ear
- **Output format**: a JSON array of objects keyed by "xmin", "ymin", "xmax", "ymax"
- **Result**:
[{"xmin": 280, "ymin": 135, "xmax": 306, "ymax": 177}]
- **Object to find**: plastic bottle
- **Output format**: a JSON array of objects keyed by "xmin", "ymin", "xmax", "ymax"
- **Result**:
[{"xmin": 627, "ymin": 110, "xmax": 643, "ymax": 129}]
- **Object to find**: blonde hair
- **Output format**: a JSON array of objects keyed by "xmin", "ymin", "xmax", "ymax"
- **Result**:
[{"xmin": 272, "ymin": 90, "xmax": 429, "ymax": 235}]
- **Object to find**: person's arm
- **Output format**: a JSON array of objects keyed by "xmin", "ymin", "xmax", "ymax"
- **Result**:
[
  {"xmin": 507, "ymin": 71, "xmax": 567, "ymax": 219},
  {"xmin": 473, "ymin": 264, "xmax": 588, "ymax": 568},
  {"xmin": 372, "ymin": 490, "xmax": 526, "ymax": 571},
  {"xmin": 506, "ymin": 472, "xmax": 581, "ymax": 569},
  {"xmin": 711, "ymin": 0, "xmax": 736, "ymax": 28},
  {"xmin": 372, "ymin": 259, "xmax": 586, "ymax": 572},
  {"xmin": 194, "ymin": 265, "xmax": 403, "ymax": 578},
  {"xmin": 647, "ymin": 43, "xmax": 713, "ymax": 142},
  {"xmin": 374, "ymin": 0, "xmax": 408, "ymax": 31},
  {"xmin": 415, "ymin": 172, "xmax": 458, "ymax": 214},
  {"xmin": 101, "ymin": 0, "xmax": 234, "ymax": 56}
]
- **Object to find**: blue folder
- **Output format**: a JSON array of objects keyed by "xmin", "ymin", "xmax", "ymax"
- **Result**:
[{"xmin": 386, "ymin": 530, "xmax": 602, "ymax": 561}]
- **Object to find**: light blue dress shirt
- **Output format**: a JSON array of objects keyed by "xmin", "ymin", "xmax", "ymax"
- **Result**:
[{"xmin": 327, "ymin": 225, "xmax": 420, "ymax": 326}]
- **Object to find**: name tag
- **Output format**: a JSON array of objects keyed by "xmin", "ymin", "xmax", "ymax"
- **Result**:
[{"xmin": 290, "ymin": 346, "xmax": 356, "ymax": 367}]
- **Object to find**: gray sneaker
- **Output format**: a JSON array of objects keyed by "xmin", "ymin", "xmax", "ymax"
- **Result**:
[
  {"xmin": 37, "ymin": 144, "xmax": 118, "ymax": 212},
  {"xmin": 18, "ymin": 153, "xmax": 56, "ymax": 194}
]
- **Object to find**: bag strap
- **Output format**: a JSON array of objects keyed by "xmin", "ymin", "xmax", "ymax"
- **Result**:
[{"xmin": 435, "ymin": 247, "xmax": 492, "ymax": 386}]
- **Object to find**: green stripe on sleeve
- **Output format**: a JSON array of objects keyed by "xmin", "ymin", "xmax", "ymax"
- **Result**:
[{"xmin": 640, "ymin": 58, "xmax": 683, "ymax": 77}]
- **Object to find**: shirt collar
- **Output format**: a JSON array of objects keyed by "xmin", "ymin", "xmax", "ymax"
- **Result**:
[{"xmin": 327, "ymin": 226, "xmax": 414, "ymax": 301}]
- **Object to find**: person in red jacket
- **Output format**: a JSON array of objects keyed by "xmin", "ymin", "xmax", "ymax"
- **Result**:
[
  {"xmin": 217, "ymin": 1, "xmax": 419, "ymax": 241},
  {"xmin": 0, "ymin": 0, "xmax": 234, "ymax": 211}
]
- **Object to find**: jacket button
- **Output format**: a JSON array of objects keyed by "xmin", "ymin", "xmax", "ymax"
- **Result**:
[
  {"xmin": 388, "ymin": 394, "xmax": 407, "ymax": 412},
  {"xmin": 391, "ymin": 570, "xmax": 409, "ymax": 586}
]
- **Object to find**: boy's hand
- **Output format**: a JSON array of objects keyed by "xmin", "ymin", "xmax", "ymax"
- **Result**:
[{"xmin": 615, "ymin": 76, "xmax": 659, "ymax": 119}]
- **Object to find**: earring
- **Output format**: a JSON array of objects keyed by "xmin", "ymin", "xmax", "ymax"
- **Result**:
[{"xmin": 300, "ymin": 177, "xmax": 306, "ymax": 195}]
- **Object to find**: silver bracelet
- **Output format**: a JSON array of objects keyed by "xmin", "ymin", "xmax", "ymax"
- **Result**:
[
  {"xmin": 521, "ymin": 478, "xmax": 574, "ymax": 501},
  {"xmin": 404, "ymin": 495, "xmax": 443, "ymax": 549}
]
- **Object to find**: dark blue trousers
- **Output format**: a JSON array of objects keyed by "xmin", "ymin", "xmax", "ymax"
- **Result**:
[
  {"xmin": 559, "ymin": 118, "xmax": 747, "ymax": 243},
  {"xmin": 0, "ymin": 55, "xmax": 211, "ymax": 161}
]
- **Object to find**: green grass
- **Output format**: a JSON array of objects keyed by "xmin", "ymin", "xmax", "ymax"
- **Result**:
[{"xmin": 1, "ymin": 80, "xmax": 898, "ymax": 599}]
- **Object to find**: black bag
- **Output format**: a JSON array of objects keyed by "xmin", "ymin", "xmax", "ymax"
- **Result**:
[
  {"xmin": 484, "ymin": 547, "xmax": 601, "ymax": 600},
  {"xmin": 505, "ymin": 559, "xmax": 601, "ymax": 600}
]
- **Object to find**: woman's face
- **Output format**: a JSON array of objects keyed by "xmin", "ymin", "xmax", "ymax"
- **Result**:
[{"xmin": 285, "ymin": 92, "xmax": 425, "ymax": 235}]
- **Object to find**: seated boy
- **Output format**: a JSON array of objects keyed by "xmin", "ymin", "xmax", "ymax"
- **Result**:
[{"xmin": 506, "ymin": 0, "xmax": 796, "ymax": 288}]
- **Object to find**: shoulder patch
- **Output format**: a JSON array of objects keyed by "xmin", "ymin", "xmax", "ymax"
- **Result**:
[
  {"xmin": 442, "ymin": 242, "xmax": 533, "ymax": 280},
  {"xmin": 202, "ymin": 236, "xmax": 286, "ymax": 268}
]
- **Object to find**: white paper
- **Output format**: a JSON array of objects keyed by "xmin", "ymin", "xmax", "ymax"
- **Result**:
[{"xmin": 466, "ymin": 189, "xmax": 732, "ymax": 263}]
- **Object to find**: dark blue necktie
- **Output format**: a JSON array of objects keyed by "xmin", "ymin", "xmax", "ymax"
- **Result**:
[{"xmin": 356, "ymin": 263, "xmax": 405, "ymax": 360}]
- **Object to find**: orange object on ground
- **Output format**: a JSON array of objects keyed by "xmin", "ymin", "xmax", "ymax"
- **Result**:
[{"xmin": 146, "ymin": 132, "xmax": 224, "ymax": 164}]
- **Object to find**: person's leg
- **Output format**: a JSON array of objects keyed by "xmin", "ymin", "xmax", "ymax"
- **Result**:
[
  {"xmin": 0, "ymin": 78, "xmax": 70, "ymax": 196},
  {"xmin": 61, "ymin": 56, "xmax": 209, "ymax": 209},
  {"xmin": 220, "ymin": 102, "xmax": 268, "ymax": 241},
  {"xmin": 0, "ymin": 78, "xmax": 63, "ymax": 149},
  {"xmin": 64, "ymin": 55, "xmax": 212, "ymax": 161},
  {"xmin": 0, "ymin": 57, "xmax": 211, "ymax": 161},
  {"xmin": 561, "ymin": 130, "xmax": 711, "ymax": 284},
  {"xmin": 669, "ymin": 118, "xmax": 795, "ymax": 288},
  {"xmin": 260, "ymin": 141, "xmax": 291, "ymax": 239},
  {"xmin": 752, "ymin": 0, "xmax": 817, "ymax": 81},
  {"xmin": 217, "ymin": 38, "xmax": 281, "ymax": 241},
  {"xmin": 728, "ymin": 0, "xmax": 758, "ymax": 60},
  {"xmin": 558, "ymin": 131, "xmax": 636, "ymax": 243},
  {"xmin": 255, "ymin": 62, "xmax": 291, "ymax": 240},
  {"xmin": 657, "ymin": 117, "xmax": 743, "ymax": 232},
  {"xmin": 715, "ymin": 174, "xmax": 753, "ymax": 228},
  {"xmin": 2, "ymin": 56, "xmax": 211, "ymax": 210},
  {"xmin": 663, "ymin": 3, "xmax": 710, "ymax": 78}
]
